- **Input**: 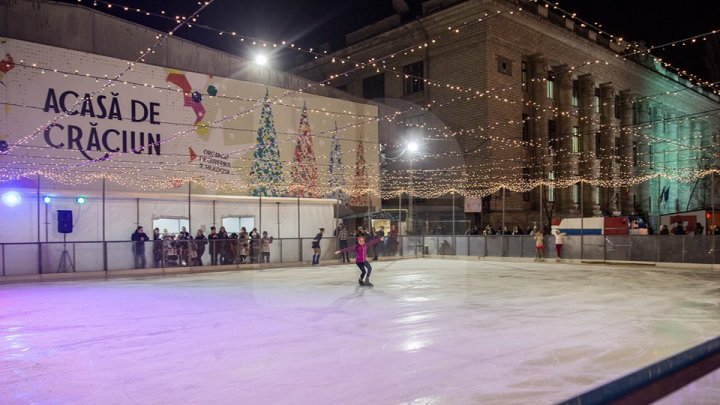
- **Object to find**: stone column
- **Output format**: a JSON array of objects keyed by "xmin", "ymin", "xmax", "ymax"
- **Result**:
[
  {"xmin": 528, "ymin": 55, "xmax": 548, "ymax": 216},
  {"xmin": 599, "ymin": 82, "xmax": 616, "ymax": 214},
  {"xmin": 620, "ymin": 90, "xmax": 634, "ymax": 214},
  {"xmin": 578, "ymin": 74, "xmax": 596, "ymax": 217},
  {"xmin": 556, "ymin": 66, "xmax": 574, "ymax": 213}
]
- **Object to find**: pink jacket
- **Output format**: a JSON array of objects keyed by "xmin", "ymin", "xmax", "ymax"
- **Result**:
[{"xmin": 338, "ymin": 237, "xmax": 382, "ymax": 263}]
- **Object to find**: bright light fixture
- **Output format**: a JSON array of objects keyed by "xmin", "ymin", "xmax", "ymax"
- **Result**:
[
  {"xmin": 76, "ymin": 196, "xmax": 87, "ymax": 204},
  {"xmin": 254, "ymin": 54, "xmax": 268, "ymax": 66},
  {"xmin": 2, "ymin": 191, "xmax": 21, "ymax": 207},
  {"xmin": 43, "ymin": 195, "xmax": 53, "ymax": 204},
  {"xmin": 407, "ymin": 141, "xmax": 419, "ymax": 152}
]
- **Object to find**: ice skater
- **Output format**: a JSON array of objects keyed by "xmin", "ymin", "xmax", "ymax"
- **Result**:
[
  {"xmin": 533, "ymin": 229, "xmax": 545, "ymax": 262},
  {"xmin": 553, "ymin": 229, "xmax": 566, "ymax": 262},
  {"xmin": 311, "ymin": 227, "xmax": 324, "ymax": 266},
  {"xmin": 335, "ymin": 235, "xmax": 381, "ymax": 286}
]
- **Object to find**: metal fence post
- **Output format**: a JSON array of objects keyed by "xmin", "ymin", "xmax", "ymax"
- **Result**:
[{"xmin": 103, "ymin": 241, "xmax": 108, "ymax": 272}]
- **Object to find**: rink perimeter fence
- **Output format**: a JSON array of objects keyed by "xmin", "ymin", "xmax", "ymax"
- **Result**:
[{"xmin": 4, "ymin": 234, "xmax": 720, "ymax": 276}]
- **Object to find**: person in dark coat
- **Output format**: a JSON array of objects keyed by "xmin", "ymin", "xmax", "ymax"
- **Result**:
[
  {"xmin": 311, "ymin": 228, "xmax": 324, "ymax": 265},
  {"xmin": 131, "ymin": 226, "xmax": 149, "ymax": 269},
  {"xmin": 194, "ymin": 229, "xmax": 207, "ymax": 266},
  {"xmin": 152, "ymin": 227, "xmax": 163, "ymax": 268},
  {"xmin": 208, "ymin": 226, "xmax": 219, "ymax": 265}
]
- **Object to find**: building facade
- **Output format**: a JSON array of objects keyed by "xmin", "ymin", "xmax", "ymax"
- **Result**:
[{"xmin": 292, "ymin": 0, "xmax": 720, "ymax": 232}]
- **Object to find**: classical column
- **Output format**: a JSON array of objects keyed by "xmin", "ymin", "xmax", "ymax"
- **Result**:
[
  {"xmin": 599, "ymin": 82, "xmax": 616, "ymax": 214},
  {"xmin": 578, "ymin": 74, "xmax": 596, "ymax": 216},
  {"xmin": 529, "ymin": 54, "xmax": 549, "ymax": 223},
  {"xmin": 556, "ymin": 65, "xmax": 574, "ymax": 213},
  {"xmin": 620, "ymin": 90, "xmax": 634, "ymax": 214}
]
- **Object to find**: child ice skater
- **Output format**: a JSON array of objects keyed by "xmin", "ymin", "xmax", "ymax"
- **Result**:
[
  {"xmin": 534, "ymin": 229, "xmax": 545, "ymax": 262},
  {"xmin": 335, "ymin": 235, "xmax": 381, "ymax": 286}
]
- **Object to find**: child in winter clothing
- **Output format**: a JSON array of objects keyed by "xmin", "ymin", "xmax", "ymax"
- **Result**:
[{"xmin": 334, "ymin": 236, "xmax": 382, "ymax": 286}]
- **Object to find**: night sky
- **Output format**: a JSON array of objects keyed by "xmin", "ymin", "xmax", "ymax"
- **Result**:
[{"xmin": 64, "ymin": 0, "xmax": 719, "ymax": 82}]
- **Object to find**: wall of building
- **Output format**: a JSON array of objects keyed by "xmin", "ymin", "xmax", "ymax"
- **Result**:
[{"xmin": 292, "ymin": 0, "xmax": 720, "ymax": 232}]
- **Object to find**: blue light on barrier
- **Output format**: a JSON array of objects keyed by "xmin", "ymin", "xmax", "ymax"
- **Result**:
[
  {"xmin": 75, "ymin": 196, "xmax": 87, "ymax": 204},
  {"xmin": 43, "ymin": 195, "xmax": 53, "ymax": 204},
  {"xmin": 2, "ymin": 191, "xmax": 21, "ymax": 207}
]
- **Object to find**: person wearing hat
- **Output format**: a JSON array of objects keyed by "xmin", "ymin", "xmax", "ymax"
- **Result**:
[{"xmin": 311, "ymin": 227, "xmax": 325, "ymax": 265}]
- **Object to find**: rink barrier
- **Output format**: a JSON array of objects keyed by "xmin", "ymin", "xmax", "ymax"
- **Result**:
[
  {"xmin": 3, "ymin": 234, "xmax": 720, "ymax": 277},
  {"xmin": 558, "ymin": 336, "xmax": 720, "ymax": 405}
]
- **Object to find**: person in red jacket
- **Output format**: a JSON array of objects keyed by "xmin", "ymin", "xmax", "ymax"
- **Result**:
[{"xmin": 335, "ymin": 236, "xmax": 381, "ymax": 286}]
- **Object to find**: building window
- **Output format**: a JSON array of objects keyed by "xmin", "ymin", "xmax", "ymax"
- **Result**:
[
  {"xmin": 546, "ymin": 72, "xmax": 555, "ymax": 100},
  {"xmin": 632, "ymin": 141, "xmax": 638, "ymax": 166},
  {"xmin": 632, "ymin": 194, "xmax": 637, "ymax": 208},
  {"xmin": 548, "ymin": 172, "xmax": 555, "ymax": 202},
  {"xmin": 572, "ymin": 79, "xmax": 579, "ymax": 107},
  {"xmin": 548, "ymin": 119, "xmax": 557, "ymax": 154},
  {"xmin": 614, "ymin": 95, "xmax": 621, "ymax": 119},
  {"xmin": 594, "ymin": 187, "xmax": 601, "ymax": 205},
  {"xmin": 152, "ymin": 217, "xmax": 189, "ymax": 235},
  {"xmin": 614, "ymin": 137, "xmax": 621, "ymax": 158},
  {"xmin": 336, "ymin": 84, "xmax": 348, "ymax": 93},
  {"xmin": 222, "ymin": 216, "xmax": 255, "ymax": 234},
  {"xmin": 497, "ymin": 55, "xmax": 512, "ymax": 76},
  {"xmin": 521, "ymin": 61, "xmax": 528, "ymax": 91},
  {"xmin": 572, "ymin": 126, "xmax": 580, "ymax": 154},
  {"xmin": 594, "ymin": 88, "xmax": 601, "ymax": 113},
  {"xmin": 649, "ymin": 144, "xmax": 653, "ymax": 169},
  {"xmin": 402, "ymin": 61, "xmax": 424, "ymax": 95},
  {"xmin": 363, "ymin": 73, "xmax": 385, "ymax": 99},
  {"xmin": 573, "ymin": 184, "xmax": 580, "ymax": 204},
  {"xmin": 595, "ymin": 132, "xmax": 601, "ymax": 158},
  {"xmin": 522, "ymin": 167, "xmax": 531, "ymax": 201},
  {"xmin": 522, "ymin": 114, "xmax": 529, "ymax": 143}
]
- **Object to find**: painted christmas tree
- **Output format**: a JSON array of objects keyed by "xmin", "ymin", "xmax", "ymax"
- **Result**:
[
  {"xmin": 288, "ymin": 102, "xmax": 320, "ymax": 197},
  {"xmin": 250, "ymin": 89, "xmax": 285, "ymax": 196},
  {"xmin": 350, "ymin": 139, "xmax": 370, "ymax": 206},
  {"xmin": 327, "ymin": 122, "xmax": 347, "ymax": 202}
]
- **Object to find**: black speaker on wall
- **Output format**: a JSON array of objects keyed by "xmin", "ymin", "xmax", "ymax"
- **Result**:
[{"xmin": 57, "ymin": 210, "xmax": 73, "ymax": 234}]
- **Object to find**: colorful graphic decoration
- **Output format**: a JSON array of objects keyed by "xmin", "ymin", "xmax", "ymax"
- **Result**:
[
  {"xmin": 288, "ymin": 102, "xmax": 319, "ymax": 197},
  {"xmin": 350, "ymin": 139, "xmax": 370, "ymax": 206},
  {"xmin": 327, "ymin": 122, "xmax": 347, "ymax": 202},
  {"xmin": 250, "ymin": 89, "xmax": 285, "ymax": 197},
  {"xmin": 166, "ymin": 70, "xmax": 207, "ymax": 135}
]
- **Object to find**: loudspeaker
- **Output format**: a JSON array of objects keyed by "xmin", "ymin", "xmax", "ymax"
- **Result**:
[{"xmin": 57, "ymin": 210, "xmax": 73, "ymax": 234}]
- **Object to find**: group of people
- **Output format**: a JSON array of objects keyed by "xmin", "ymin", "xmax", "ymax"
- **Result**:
[
  {"xmin": 658, "ymin": 221, "xmax": 711, "ymax": 235},
  {"xmin": 531, "ymin": 228, "xmax": 566, "ymax": 262},
  {"xmin": 130, "ymin": 225, "xmax": 274, "ymax": 269},
  {"xmin": 466, "ymin": 224, "xmax": 551, "ymax": 236}
]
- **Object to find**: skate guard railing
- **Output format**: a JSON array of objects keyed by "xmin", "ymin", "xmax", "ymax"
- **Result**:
[
  {"xmin": 558, "ymin": 336, "xmax": 720, "ymax": 405},
  {"xmin": 415, "ymin": 234, "xmax": 720, "ymax": 264},
  {"xmin": 3, "ymin": 234, "xmax": 720, "ymax": 277}
]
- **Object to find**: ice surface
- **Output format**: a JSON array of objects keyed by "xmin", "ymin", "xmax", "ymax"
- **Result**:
[{"xmin": 1, "ymin": 259, "xmax": 719, "ymax": 404}]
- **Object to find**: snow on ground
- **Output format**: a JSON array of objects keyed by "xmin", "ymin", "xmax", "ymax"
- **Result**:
[{"xmin": 1, "ymin": 259, "xmax": 719, "ymax": 404}]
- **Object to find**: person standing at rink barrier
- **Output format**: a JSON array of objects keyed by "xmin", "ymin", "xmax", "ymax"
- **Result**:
[
  {"xmin": 336, "ymin": 224, "xmax": 349, "ymax": 263},
  {"xmin": 131, "ymin": 226, "xmax": 149, "ymax": 269},
  {"xmin": 208, "ymin": 226, "xmax": 219, "ymax": 265},
  {"xmin": 194, "ymin": 229, "xmax": 207, "ymax": 266},
  {"xmin": 335, "ymin": 235, "xmax": 382, "ymax": 287},
  {"xmin": 533, "ymin": 229, "xmax": 545, "ymax": 262},
  {"xmin": 152, "ymin": 228, "xmax": 164, "ymax": 268},
  {"xmin": 553, "ymin": 229, "xmax": 567, "ymax": 262},
  {"xmin": 260, "ymin": 231, "xmax": 274, "ymax": 263},
  {"xmin": 311, "ymin": 228, "xmax": 324, "ymax": 266}
]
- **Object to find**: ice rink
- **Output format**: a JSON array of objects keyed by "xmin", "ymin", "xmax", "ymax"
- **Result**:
[{"xmin": 2, "ymin": 258, "xmax": 719, "ymax": 404}]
